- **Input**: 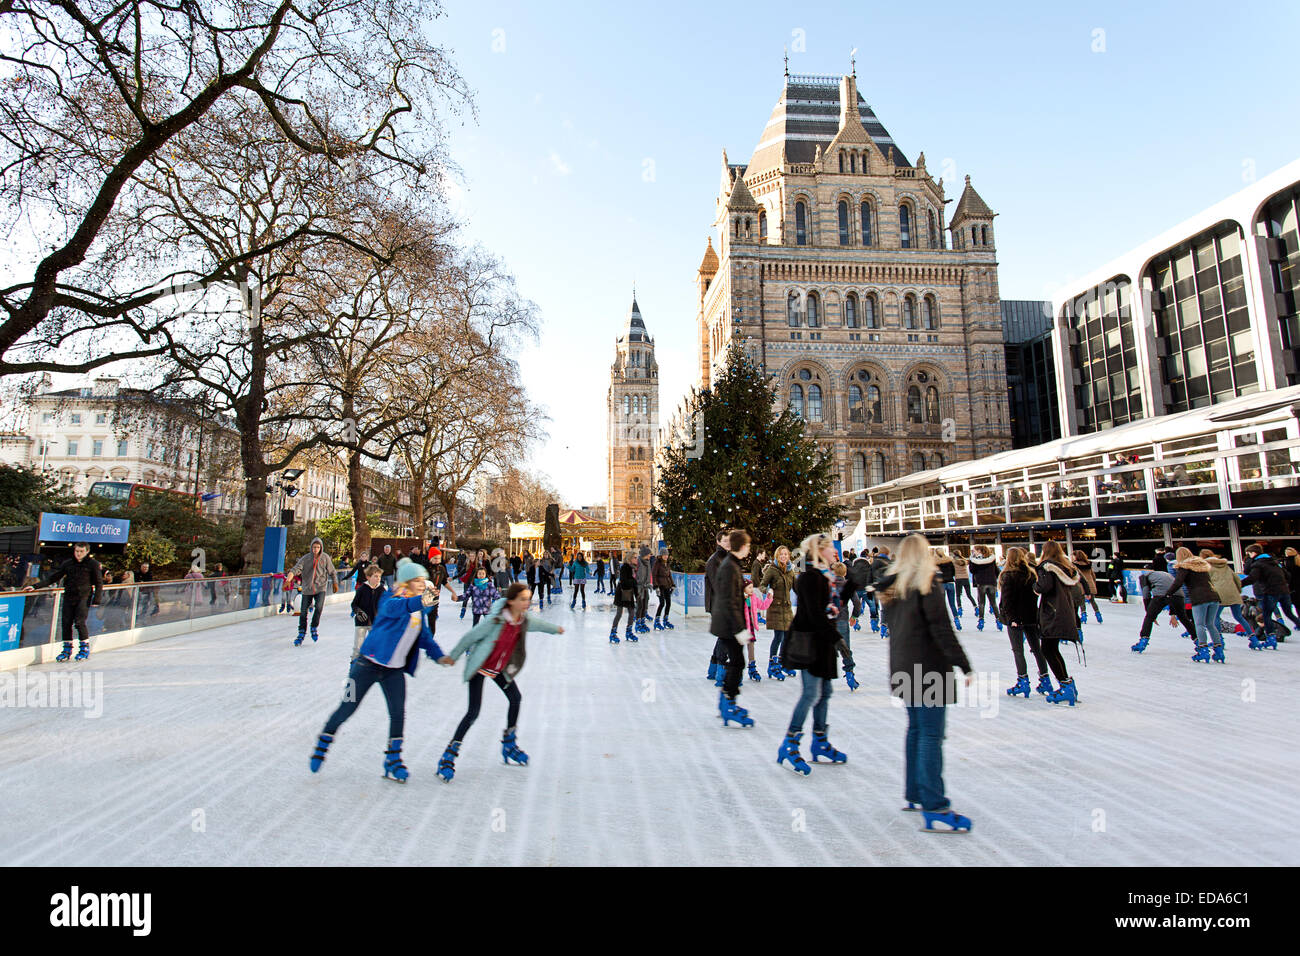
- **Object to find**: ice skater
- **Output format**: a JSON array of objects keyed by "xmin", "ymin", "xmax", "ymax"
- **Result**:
[
  {"xmin": 609, "ymin": 555, "xmax": 638, "ymax": 643},
  {"xmin": 28, "ymin": 541, "xmax": 103, "ymax": 662},
  {"xmin": 757, "ymin": 545, "xmax": 796, "ymax": 680},
  {"xmin": 349, "ymin": 564, "xmax": 385, "ymax": 659},
  {"xmin": 435, "ymin": 583, "xmax": 565, "ymax": 783},
  {"xmin": 710, "ymin": 529, "xmax": 755, "ymax": 728},
  {"xmin": 651, "ymin": 549, "xmax": 675, "ymax": 630},
  {"xmin": 461, "ymin": 566, "xmax": 500, "ymax": 625},
  {"xmin": 997, "ymin": 547, "xmax": 1052, "ymax": 698},
  {"xmin": 309, "ymin": 559, "xmax": 451, "ymax": 782},
  {"xmin": 569, "ymin": 552, "xmax": 589, "ymax": 610}
]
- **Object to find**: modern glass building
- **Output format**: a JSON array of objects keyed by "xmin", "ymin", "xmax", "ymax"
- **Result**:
[
  {"xmin": 1052, "ymin": 159, "xmax": 1300, "ymax": 436},
  {"xmin": 1001, "ymin": 300, "xmax": 1061, "ymax": 448}
]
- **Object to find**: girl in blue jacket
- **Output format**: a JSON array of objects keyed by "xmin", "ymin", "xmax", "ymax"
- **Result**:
[
  {"xmin": 435, "ymin": 582, "xmax": 565, "ymax": 782},
  {"xmin": 310, "ymin": 558, "xmax": 452, "ymax": 782}
]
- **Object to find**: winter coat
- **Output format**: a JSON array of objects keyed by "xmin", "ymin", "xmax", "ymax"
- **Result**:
[
  {"xmin": 571, "ymin": 559, "xmax": 590, "ymax": 581},
  {"xmin": 376, "ymin": 551, "xmax": 398, "ymax": 575},
  {"xmin": 464, "ymin": 578, "xmax": 501, "ymax": 615},
  {"xmin": 595, "ymin": 559, "xmax": 606, "ymax": 578},
  {"xmin": 709, "ymin": 554, "xmax": 747, "ymax": 640},
  {"xmin": 38, "ymin": 554, "xmax": 104, "ymax": 604},
  {"xmin": 1140, "ymin": 570, "xmax": 1176, "ymax": 601},
  {"xmin": 1071, "ymin": 552, "xmax": 1099, "ymax": 596},
  {"xmin": 745, "ymin": 589, "xmax": 772, "ymax": 636},
  {"xmin": 290, "ymin": 539, "xmax": 337, "ymax": 595},
  {"xmin": 613, "ymin": 563, "xmax": 638, "ymax": 608},
  {"xmin": 868, "ymin": 553, "xmax": 891, "ymax": 588},
  {"xmin": 653, "ymin": 556, "xmax": 673, "ymax": 588},
  {"xmin": 997, "ymin": 566, "xmax": 1038, "ymax": 628},
  {"xmin": 750, "ymin": 559, "xmax": 768, "ymax": 590},
  {"xmin": 952, "ymin": 556, "xmax": 969, "ymax": 580},
  {"xmin": 703, "ymin": 547, "xmax": 727, "ymax": 613},
  {"xmin": 1245, "ymin": 554, "xmax": 1289, "ymax": 598},
  {"xmin": 848, "ymin": 556, "xmax": 872, "ymax": 592},
  {"xmin": 448, "ymin": 596, "xmax": 562, "ymax": 685},
  {"xmin": 358, "ymin": 593, "xmax": 445, "ymax": 677},
  {"xmin": 350, "ymin": 581, "xmax": 385, "ymax": 626},
  {"xmin": 1034, "ymin": 559, "xmax": 1083, "ymax": 642},
  {"xmin": 1206, "ymin": 557, "xmax": 1242, "ymax": 605},
  {"xmin": 1284, "ymin": 555, "xmax": 1300, "ymax": 595},
  {"xmin": 877, "ymin": 571, "xmax": 972, "ymax": 705},
  {"xmin": 759, "ymin": 562, "xmax": 796, "ymax": 631},
  {"xmin": 1168, "ymin": 556, "xmax": 1218, "ymax": 606},
  {"xmin": 635, "ymin": 556, "xmax": 652, "ymax": 588},
  {"xmin": 936, "ymin": 557, "xmax": 955, "ymax": 584},
  {"xmin": 789, "ymin": 567, "xmax": 843, "ymax": 680},
  {"xmin": 970, "ymin": 553, "xmax": 1000, "ymax": 588}
]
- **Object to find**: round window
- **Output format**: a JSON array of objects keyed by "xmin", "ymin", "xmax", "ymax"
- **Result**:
[
  {"xmin": 917, "ymin": 371, "xmax": 929, "ymax": 383},
  {"xmin": 857, "ymin": 370, "xmax": 869, "ymax": 381},
  {"xmin": 799, "ymin": 369, "xmax": 812, "ymax": 381}
]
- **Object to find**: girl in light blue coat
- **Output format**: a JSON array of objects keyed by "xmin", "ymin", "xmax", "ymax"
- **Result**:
[
  {"xmin": 310, "ymin": 558, "xmax": 452, "ymax": 782},
  {"xmin": 435, "ymin": 582, "xmax": 565, "ymax": 782}
]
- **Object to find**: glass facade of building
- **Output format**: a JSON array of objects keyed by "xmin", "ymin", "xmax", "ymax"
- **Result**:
[
  {"xmin": 1147, "ymin": 221, "xmax": 1256, "ymax": 410},
  {"xmin": 1000, "ymin": 300, "xmax": 1061, "ymax": 448},
  {"xmin": 1064, "ymin": 276, "xmax": 1143, "ymax": 433},
  {"xmin": 1260, "ymin": 183, "xmax": 1300, "ymax": 385}
]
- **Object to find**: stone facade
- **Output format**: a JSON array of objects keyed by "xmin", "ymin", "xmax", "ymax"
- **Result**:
[
  {"xmin": 697, "ymin": 72, "xmax": 1012, "ymax": 516},
  {"xmin": 606, "ymin": 298, "xmax": 659, "ymax": 543}
]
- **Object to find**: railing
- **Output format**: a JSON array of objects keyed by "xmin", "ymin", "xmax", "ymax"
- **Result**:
[
  {"xmin": 857, "ymin": 437, "xmax": 1300, "ymax": 535},
  {"xmin": 0, "ymin": 571, "xmax": 356, "ymax": 653}
]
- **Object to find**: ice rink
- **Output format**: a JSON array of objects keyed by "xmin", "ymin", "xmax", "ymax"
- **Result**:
[{"xmin": 2, "ymin": 591, "xmax": 1296, "ymax": 866}]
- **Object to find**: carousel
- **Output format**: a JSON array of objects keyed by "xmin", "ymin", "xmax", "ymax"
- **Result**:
[{"xmin": 508, "ymin": 510, "xmax": 638, "ymax": 558}]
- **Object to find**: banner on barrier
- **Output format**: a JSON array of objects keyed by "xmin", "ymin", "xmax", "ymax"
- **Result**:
[{"xmin": 0, "ymin": 594, "xmax": 24, "ymax": 651}]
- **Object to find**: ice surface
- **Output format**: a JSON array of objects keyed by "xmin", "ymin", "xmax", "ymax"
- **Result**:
[{"xmin": 2, "ymin": 594, "xmax": 1296, "ymax": 866}]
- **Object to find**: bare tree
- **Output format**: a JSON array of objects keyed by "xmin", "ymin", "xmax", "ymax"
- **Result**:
[{"xmin": 0, "ymin": 0, "xmax": 469, "ymax": 375}]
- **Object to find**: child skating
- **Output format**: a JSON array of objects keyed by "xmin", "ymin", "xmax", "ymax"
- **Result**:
[
  {"xmin": 462, "ymin": 566, "xmax": 501, "ymax": 625},
  {"xmin": 435, "ymin": 583, "xmax": 565, "ymax": 783},
  {"xmin": 349, "ymin": 564, "xmax": 385, "ymax": 659},
  {"xmin": 309, "ymin": 559, "xmax": 451, "ymax": 782}
]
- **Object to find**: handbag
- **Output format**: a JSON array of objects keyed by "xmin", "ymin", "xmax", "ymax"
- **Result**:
[{"xmin": 783, "ymin": 629, "xmax": 815, "ymax": 669}]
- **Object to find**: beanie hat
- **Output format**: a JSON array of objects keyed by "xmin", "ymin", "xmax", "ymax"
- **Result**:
[
  {"xmin": 396, "ymin": 557, "xmax": 428, "ymax": 583},
  {"xmin": 428, "ymin": 547, "xmax": 442, "ymax": 559}
]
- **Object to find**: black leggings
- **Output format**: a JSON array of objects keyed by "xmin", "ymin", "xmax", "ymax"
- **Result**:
[
  {"xmin": 323, "ymin": 657, "xmax": 406, "ymax": 739},
  {"xmin": 1139, "ymin": 594, "xmax": 1195, "ymax": 639},
  {"xmin": 954, "ymin": 580, "xmax": 975, "ymax": 610},
  {"xmin": 768, "ymin": 630, "xmax": 786, "ymax": 658},
  {"xmin": 454, "ymin": 672, "xmax": 521, "ymax": 740},
  {"xmin": 655, "ymin": 585, "xmax": 672, "ymax": 618},
  {"xmin": 570, "ymin": 582, "xmax": 586, "ymax": 604},
  {"xmin": 1008, "ymin": 624, "xmax": 1048, "ymax": 677},
  {"xmin": 612, "ymin": 605, "xmax": 632, "ymax": 628},
  {"xmin": 1040, "ymin": 638, "xmax": 1070, "ymax": 682}
]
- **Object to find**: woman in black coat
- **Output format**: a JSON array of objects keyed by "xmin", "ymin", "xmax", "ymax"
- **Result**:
[
  {"xmin": 997, "ymin": 548, "xmax": 1050, "ymax": 697},
  {"xmin": 609, "ymin": 557, "xmax": 638, "ymax": 644},
  {"xmin": 876, "ymin": 534, "xmax": 973, "ymax": 833},
  {"xmin": 1034, "ymin": 541, "xmax": 1084, "ymax": 706},
  {"xmin": 778, "ymin": 534, "xmax": 852, "ymax": 776}
]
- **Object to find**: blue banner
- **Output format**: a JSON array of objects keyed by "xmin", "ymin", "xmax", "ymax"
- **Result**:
[
  {"xmin": 0, "ymin": 594, "xmax": 25, "ymax": 650},
  {"xmin": 38, "ymin": 513, "xmax": 130, "ymax": 545},
  {"xmin": 686, "ymin": 573, "xmax": 705, "ymax": 609}
]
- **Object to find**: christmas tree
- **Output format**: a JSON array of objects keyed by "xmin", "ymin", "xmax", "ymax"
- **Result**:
[{"xmin": 651, "ymin": 342, "xmax": 840, "ymax": 561}]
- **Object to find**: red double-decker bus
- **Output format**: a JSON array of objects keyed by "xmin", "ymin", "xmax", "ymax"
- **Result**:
[{"xmin": 88, "ymin": 480, "xmax": 200, "ymax": 509}]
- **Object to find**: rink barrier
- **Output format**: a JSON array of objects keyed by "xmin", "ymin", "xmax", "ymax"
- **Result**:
[{"xmin": 0, "ymin": 573, "xmax": 356, "ymax": 672}]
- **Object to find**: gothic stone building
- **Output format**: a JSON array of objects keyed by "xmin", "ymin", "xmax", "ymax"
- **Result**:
[
  {"xmin": 607, "ymin": 297, "xmax": 659, "ymax": 543},
  {"xmin": 697, "ymin": 71, "xmax": 1012, "ymax": 515}
]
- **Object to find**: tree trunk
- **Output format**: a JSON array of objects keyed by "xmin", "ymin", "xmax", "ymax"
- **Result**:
[
  {"xmin": 343, "ymin": 393, "xmax": 370, "ymax": 556},
  {"xmin": 438, "ymin": 493, "xmax": 457, "ymax": 548}
]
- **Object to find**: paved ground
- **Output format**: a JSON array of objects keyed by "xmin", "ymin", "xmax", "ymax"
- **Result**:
[{"xmin": 2, "ymin": 590, "xmax": 1295, "ymax": 865}]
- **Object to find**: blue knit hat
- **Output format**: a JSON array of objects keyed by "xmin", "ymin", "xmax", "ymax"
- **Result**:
[{"xmin": 396, "ymin": 557, "xmax": 428, "ymax": 583}]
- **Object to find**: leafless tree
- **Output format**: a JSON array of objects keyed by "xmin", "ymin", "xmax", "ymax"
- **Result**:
[{"xmin": 0, "ymin": 0, "xmax": 469, "ymax": 375}]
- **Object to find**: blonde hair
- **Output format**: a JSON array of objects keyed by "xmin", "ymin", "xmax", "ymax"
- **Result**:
[
  {"xmin": 799, "ymin": 533, "xmax": 834, "ymax": 571},
  {"xmin": 831, "ymin": 561, "xmax": 847, "ymax": 576},
  {"xmin": 885, "ymin": 534, "xmax": 937, "ymax": 599},
  {"xmin": 1175, "ymin": 546, "xmax": 1193, "ymax": 563},
  {"xmin": 773, "ymin": 545, "xmax": 791, "ymax": 567}
]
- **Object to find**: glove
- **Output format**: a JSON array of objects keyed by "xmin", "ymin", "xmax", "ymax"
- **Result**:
[
  {"xmin": 734, "ymin": 630, "xmax": 750, "ymax": 644},
  {"xmin": 354, "ymin": 610, "xmax": 369, "ymax": 626}
]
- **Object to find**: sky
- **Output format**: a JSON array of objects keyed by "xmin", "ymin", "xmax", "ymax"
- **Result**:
[{"xmin": 429, "ymin": 0, "xmax": 1299, "ymax": 507}]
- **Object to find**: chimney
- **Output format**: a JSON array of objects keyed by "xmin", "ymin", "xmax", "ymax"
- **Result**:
[
  {"xmin": 838, "ymin": 74, "xmax": 861, "ymax": 132},
  {"xmin": 92, "ymin": 377, "xmax": 120, "ymax": 397}
]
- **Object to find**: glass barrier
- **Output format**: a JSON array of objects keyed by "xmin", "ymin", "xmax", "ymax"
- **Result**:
[
  {"xmin": 15, "ymin": 589, "xmax": 56, "ymax": 649},
  {"xmin": 86, "ymin": 585, "xmax": 138, "ymax": 638},
  {"xmin": 139, "ymin": 580, "xmax": 195, "ymax": 628}
]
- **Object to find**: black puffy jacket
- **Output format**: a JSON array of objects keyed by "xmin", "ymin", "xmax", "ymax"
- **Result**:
[
  {"xmin": 1034, "ymin": 560, "xmax": 1083, "ymax": 642},
  {"xmin": 1245, "ymin": 555, "xmax": 1289, "ymax": 598},
  {"xmin": 709, "ymin": 554, "xmax": 746, "ymax": 639},
  {"xmin": 997, "ymin": 567, "xmax": 1038, "ymax": 628},
  {"xmin": 970, "ymin": 554, "xmax": 1000, "ymax": 588},
  {"xmin": 1168, "ymin": 556, "xmax": 1219, "ymax": 606},
  {"xmin": 878, "ymin": 571, "xmax": 972, "ymax": 705},
  {"xmin": 789, "ymin": 568, "xmax": 842, "ymax": 680},
  {"xmin": 39, "ymin": 555, "xmax": 104, "ymax": 604},
  {"xmin": 703, "ymin": 547, "xmax": 727, "ymax": 614}
]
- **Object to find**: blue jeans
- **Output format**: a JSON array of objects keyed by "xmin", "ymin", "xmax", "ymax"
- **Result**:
[
  {"xmin": 942, "ymin": 581, "xmax": 958, "ymax": 617},
  {"xmin": 1216, "ymin": 603, "xmax": 1250, "ymax": 634},
  {"xmin": 1201, "ymin": 601, "xmax": 1222, "ymax": 643},
  {"xmin": 788, "ymin": 669, "xmax": 832, "ymax": 735},
  {"xmin": 769, "ymin": 630, "xmax": 786, "ymax": 659},
  {"xmin": 905, "ymin": 705, "xmax": 949, "ymax": 812},
  {"xmin": 1190, "ymin": 602, "xmax": 1217, "ymax": 646}
]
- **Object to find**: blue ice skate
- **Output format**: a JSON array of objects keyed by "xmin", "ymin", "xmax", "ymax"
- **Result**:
[
  {"xmin": 810, "ymin": 731, "xmax": 847, "ymax": 764},
  {"xmin": 1211, "ymin": 643, "xmax": 1226, "ymax": 664},
  {"xmin": 654, "ymin": 619, "xmax": 665, "ymax": 631},
  {"xmin": 73, "ymin": 642, "xmax": 90, "ymax": 661},
  {"xmin": 310, "ymin": 626, "xmax": 319, "ymax": 643},
  {"xmin": 1131, "ymin": 636, "xmax": 1149, "ymax": 653},
  {"xmin": 719, "ymin": 695, "xmax": 754, "ymax": 728},
  {"xmin": 309, "ymin": 733, "xmax": 333, "ymax": 773},
  {"xmin": 767, "ymin": 658, "xmax": 786, "ymax": 681},
  {"xmin": 1094, "ymin": 610, "xmax": 1103, "ymax": 624},
  {"xmin": 976, "ymin": 616, "xmax": 985, "ymax": 631},
  {"xmin": 1191, "ymin": 645, "xmax": 1211, "ymax": 664},
  {"xmin": 777, "ymin": 733, "xmax": 810, "ymax": 774},
  {"xmin": 382, "ymin": 737, "xmax": 408, "ymax": 783},
  {"xmin": 609, "ymin": 625, "xmax": 620, "ymax": 644},
  {"xmin": 436, "ymin": 741, "xmax": 460, "ymax": 783},
  {"xmin": 1006, "ymin": 675, "xmax": 1031, "ymax": 698},
  {"xmin": 706, "ymin": 659, "xmax": 717, "ymax": 679},
  {"xmin": 1035, "ymin": 673, "xmax": 1054, "ymax": 696},
  {"xmin": 921, "ymin": 810, "xmax": 972, "ymax": 833},
  {"xmin": 748, "ymin": 660, "xmax": 762, "ymax": 682},
  {"xmin": 1045, "ymin": 678, "xmax": 1078, "ymax": 706},
  {"xmin": 844, "ymin": 668, "xmax": 859, "ymax": 691},
  {"xmin": 54, "ymin": 642, "xmax": 72, "ymax": 663},
  {"xmin": 662, "ymin": 619, "xmax": 674, "ymax": 629},
  {"xmin": 501, "ymin": 727, "xmax": 528, "ymax": 766}
]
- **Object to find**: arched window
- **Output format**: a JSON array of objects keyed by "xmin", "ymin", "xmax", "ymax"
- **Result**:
[
  {"xmin": 837, "ymin": 201, "xmax": 850, "ymax": 245},
  {"xmin": 852, "ymin": 454, "xmax": 866, "ymax": 489},
  {"xmin": 845, "ymin": 293, "xmax": 857, "ymax": 328},
  {"xmin": 807, "ymin": 384, "xmax": 823, "ymax": 422},
  {"xmin": 627, "ymin": 445, "xmax": 636, "ymax": 460},
  {"xmin": 759, "ymin": 209, "xmax": 767, "ymax": 240},
  {"xmin": 982, "ymin": 225, "xmax": 989, "ymax": 246},
  {"xmin": 795, "ymin": 201, "xmax": 807, "ymax": 246},
  {"xmin": 860, "ymin": 201, "xmax": 873, "ymax": 246},
  {"xmin": 623, "ymin": 395, "xmax": 630, "ymax": 415},
  {"xmin": 870, "ymin": 452, "xmax": 886, "ymax": 485},
  {"xmin": 907, "ymin": 385, "xmax": 922, "ymax": 423},
  {"xmin": 806, "ymin": 292, "xmax": 820, "ymax": 328},
  {"xmin": 912, "ymin": 452, "xmax": 926, "ymax": 472},
  {"xmin": 867, "ymin": 385, "xmax": 881, "ymax": 423},
  {"xmin": 848, "ymin": 385, "xmax": 863, "ymax": 421},
  {"xmin": 903, "ymin": 296, "xmax": 917, "ymax": 329},
  {"xmin": 863, "ymin": 295, "xmax": 877, "ymax": 328},
  {"xmin": 850, "ymin": 153, "xmax": 857, "ymax": 173},
  {"xmin": 971, "ymin": 226, "xmax": 978, "ymax": 245},
  {"xmin": 925, "ymin": 386, "xmax": 940, "ymax": 423},
  {"xmin": 899, "ymin": 203, "xmax": 912, "ymax": 248},
  {"xmin": 928, "ymin": 210, "xmax": 938, "ymax": 248},
  {"xmin": 931, "ymin": 452, "xmax": 945, "ymax": 469},
  {"xmin": 789, "ymin": 384, "xmax": 804, "ymax": 418},
  {"xmin": 839, "ymin": 153, "xmax": 845, "ymax": 174},
  {"xmin": 787, "ymin": 291, "xmax": 801, "ymax": 326},
  {"xmin": 923, "ymin": 297, "xmax": 937, "ymax": 330}
]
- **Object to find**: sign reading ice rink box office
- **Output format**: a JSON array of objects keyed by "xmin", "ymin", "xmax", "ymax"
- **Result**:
[{"xmin": 38, "ymin": 513, "xmax": 131, "ymax": 545}]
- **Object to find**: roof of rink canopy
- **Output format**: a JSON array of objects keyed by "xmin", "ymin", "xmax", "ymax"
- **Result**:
[{"xmin": 837, "ymin": 384, "xmax": 1300, "ymax": 499}]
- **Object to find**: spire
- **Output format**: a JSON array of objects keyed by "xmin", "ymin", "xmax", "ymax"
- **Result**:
[
  {"xmin": 952, "ymin": 173, "xmax": 995, "ymax": 222},
  {"xmin": 698, "ymin": 236, "xmax": 719, "ymax": 276},
  {"xmin": 726, "ymin": 173, "xmax": 758, "ymax": 211},
  {"xmin": 783, "ymin": 46, "xmax": 789, "ymax": 78}
]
